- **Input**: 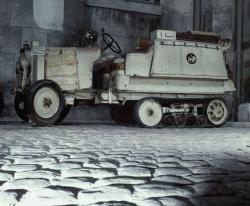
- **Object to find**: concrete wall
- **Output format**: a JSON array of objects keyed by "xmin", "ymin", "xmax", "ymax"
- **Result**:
[
  {"xmin": 0, "ymin": 0, "xmax": 247, "ymax": 120},
  {"xmin": 161, "ymin": 0, "xmax": 193, "ymax": 31}
]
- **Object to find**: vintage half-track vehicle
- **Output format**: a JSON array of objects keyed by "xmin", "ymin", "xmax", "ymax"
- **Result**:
[{"xmin": 14, "ymin": 30, "xmax": 235, "ymax": 127}]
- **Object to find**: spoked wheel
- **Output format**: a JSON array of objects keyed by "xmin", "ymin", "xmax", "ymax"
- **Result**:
[
  {"xmin": 25, "ymin": 80, "xmax": 64, "ymax": 126},
  {"xmin": 134, "ymin": 99, "xmax": 163, "ymax": 128},
  {"xmin": 110, "ymin": 104, "xmax": 134, "ymax": 124},
  {"xmin": 15, "ymin": 92, "xmax": 29, "ymax": 122},
  {"xmin": 206, "ymin": 99, "xmax": 228, "ymax": 126}
]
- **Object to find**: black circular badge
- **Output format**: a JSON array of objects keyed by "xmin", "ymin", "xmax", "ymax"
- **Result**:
[{"xmin": 186, "ymin": 53, "xmax": 197, "ymax": 64}]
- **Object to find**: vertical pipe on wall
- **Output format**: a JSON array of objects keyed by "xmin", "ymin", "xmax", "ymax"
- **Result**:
[
  {"xmin": 235, "ymin": 0, "xmax": 243, "ymax": 108},
  {"xmin": 193, "ymin": 0, "xmax": 201, "ymax": 31}
]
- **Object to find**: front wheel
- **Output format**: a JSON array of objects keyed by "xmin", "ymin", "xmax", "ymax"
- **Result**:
[
  {"xmin": 134, "ymin": 99, "xmax": 163, "ymax": 128},
  {"xmin": 25, "ymin": 80, "xmax": 64, "ymax": 126},
  {"xmin": 56, "ymin": 105, "xmax": 72, "ymax": 124},
  {"xmin": 206, "ymin": 99, "xmax": 229, "ymax": 126}
]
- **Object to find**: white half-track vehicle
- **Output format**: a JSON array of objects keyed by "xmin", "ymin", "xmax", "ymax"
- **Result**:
[{"xmin": 14, "ymin": 30, "xmax": 236, "ymax": 127}]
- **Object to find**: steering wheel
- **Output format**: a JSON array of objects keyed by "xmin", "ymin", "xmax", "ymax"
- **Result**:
[{"xmin": 102, "ymin": 32, "xmax": 121, "ymax": 54}]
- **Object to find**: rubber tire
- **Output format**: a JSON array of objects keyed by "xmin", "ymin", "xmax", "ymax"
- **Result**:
[
  {"xmin": 14, "ymin": 93, "xmax": 29, "ymax": 122},
  {"xmin": 25, "ymin": 80, "xmax": 64, "ymax": 126},
  {"xmin": 110, "ymin": 104, "xmax": 134, "ymax": 124},
  {"xmin": 56, "ymin": 105, "xmax": 72, "ymax": 124},
  {"xmin": 134, "ymin": 98, "xmax": 163, "ymax": 128}
]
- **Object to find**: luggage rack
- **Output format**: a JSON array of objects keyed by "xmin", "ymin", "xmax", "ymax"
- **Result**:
[{"xmin": 176, "ymin": 31, "xmax": 221, "ymax": 44}]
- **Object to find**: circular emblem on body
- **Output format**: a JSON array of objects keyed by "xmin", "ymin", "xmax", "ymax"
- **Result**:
[{"xmin": 186, "ymin": 53, "xmax": 197, "ymax": 64}]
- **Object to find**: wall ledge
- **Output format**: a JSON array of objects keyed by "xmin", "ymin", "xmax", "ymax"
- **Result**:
[{"xmin": 86, "ymin": 0, "xmax": 162, "ymax": 15}]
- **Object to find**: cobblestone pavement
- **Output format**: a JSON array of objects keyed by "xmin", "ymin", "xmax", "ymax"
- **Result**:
[{"xmin": 0, "ymin": 122, "xmax": 250, "ymax": 206}]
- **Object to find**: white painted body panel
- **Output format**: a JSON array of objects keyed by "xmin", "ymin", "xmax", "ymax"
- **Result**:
[
  {"xmin": 109, "ymin": 34, "xmax": 235, "ymax": 99},
  {"xmin": 125, "ymin": 47, "xmax": 154, "ymax": 77},
  {"xmin": 45, "ymin": 48, "xmax": 79, "ymax": 91},
  {"xmin": 112, "ymin": 73, "xmax": 234, "ymax": 95},
  {"xmin": 28, "ymin": 30, "xmax": 235, "ymax": 105},
  {"xmin": 151, "ymin": 40, "xmax": 228, "ymax": 79},
  {"xmin": 32, "ymin": 47, "xmax": 101, "ymax": 91},
  {"xmin": 31, "ymin": 47, "xmax": 46, "ymax": 82},
  {"xmin": 76, "ymin": 47, "xmax": 101, "ymax": 89}
]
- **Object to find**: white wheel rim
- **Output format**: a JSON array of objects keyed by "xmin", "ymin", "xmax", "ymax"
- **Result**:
[
  {"xmin": 138, "ymin": 100, "xmax": 163, "ymax": 127},
  {"xmin": 34, "ymin": 87, "xmax": 60, "ymax": 119},
  {"xmin": 207, "ymin": 100, "xmax": 228, "ymax": 126}
]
